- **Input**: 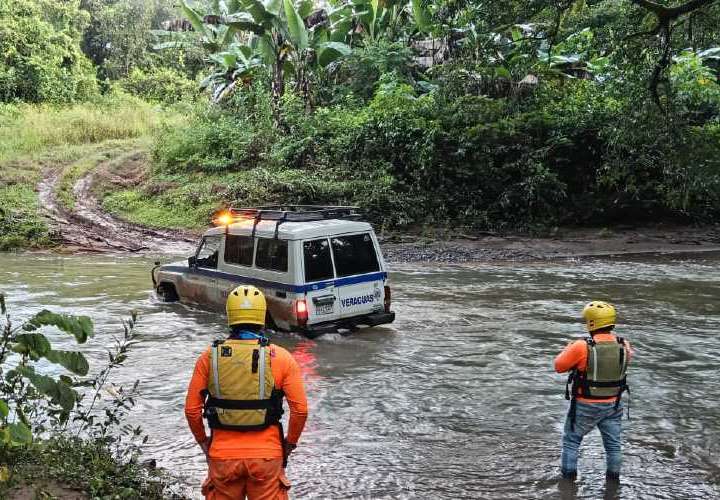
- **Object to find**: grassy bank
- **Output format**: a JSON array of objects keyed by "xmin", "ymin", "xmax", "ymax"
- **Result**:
[
  {"xmin": 0, "ymin": 94, "xmax": 176, "ymax": 250},
  {"xmin": 2, "ymin": 79, "xmax": 719, "ymax": 248},
  {"xmin": 3, "ymin": 437, "xmax": 172, "ymax": 498}
]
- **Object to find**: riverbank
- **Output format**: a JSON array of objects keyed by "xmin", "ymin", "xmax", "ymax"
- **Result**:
[
  {"xmin": 379, "ymin": 224, "xmax": 720, "ymax": 263},
  {"xmin": 2, "ymin": 103, "xmax": 719, "ymax": 262}
]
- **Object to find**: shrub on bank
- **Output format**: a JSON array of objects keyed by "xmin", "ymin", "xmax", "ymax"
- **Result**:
[
  {"xmin": 147, "ymin": 71, "xmax": 720, "ymax": 230},
  {"xmin": 7, "ymin": 436, "xmax": 170, "ymax": 498},
  {"xmin": 153, "ymin": 106, "xmax": 273, "ymax": 174},
  {"xmin": 0, "ymin": 297, "xmax": 181, "ymax": 498},
  {"xmin": 120, "ymin": 67, "xmax": 199, "ymax": 105}
]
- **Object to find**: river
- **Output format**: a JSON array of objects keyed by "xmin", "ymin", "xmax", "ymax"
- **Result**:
[{"xmin": 1, "ymin": 252, "xmax": 719, "ymax": 499}]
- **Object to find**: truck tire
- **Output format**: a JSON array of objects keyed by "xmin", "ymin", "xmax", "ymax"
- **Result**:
[
  {"xmin": 265, "ymin": 311, "xmax": 278, "ymax": 330},
  {"xmin": 157, "ymin": 282, "xmax": 179, "ymax": 302}
]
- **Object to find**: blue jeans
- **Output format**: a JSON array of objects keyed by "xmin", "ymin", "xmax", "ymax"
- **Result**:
[{"xmin": 561, "ymin": 401, "xmax": 623, "ymax": 475}]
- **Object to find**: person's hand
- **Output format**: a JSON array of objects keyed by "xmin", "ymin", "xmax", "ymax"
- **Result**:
[
  {"xmin": 284, "ymin": 442, "xmax": 297, "ymax": 457},
  {"xmin": 199, "ymin": 437, "xmax": 211, "ymax": 461}
]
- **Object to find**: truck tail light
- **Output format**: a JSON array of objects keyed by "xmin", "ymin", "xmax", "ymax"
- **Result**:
[
  {"xmin": 295, "ymin": 299, "xmax": 308, "ymax": 326},
  {"xmin": 384, "ymin": 285, "xmax": 391, "ymax": 313}
]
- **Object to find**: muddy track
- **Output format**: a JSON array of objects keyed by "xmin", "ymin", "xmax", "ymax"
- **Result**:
[
  {"xmin": 34, "ymin": 159, "xmax": 720, "ymax": 261},
  {"xmin": 38, "ymin": 169, "xmax": 197, "ymax": 254}
]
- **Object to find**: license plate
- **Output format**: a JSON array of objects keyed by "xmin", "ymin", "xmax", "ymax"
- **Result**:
[{"xmin": 316, "ymin": 303, "xmax": 334, "ymax": 315}]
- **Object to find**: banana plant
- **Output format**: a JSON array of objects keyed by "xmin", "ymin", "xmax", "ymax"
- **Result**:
[
  {"xmin": 201, "ymin": 43, "xmax": 265, "ymax": 102},
  {"xmin": 179, "ymin": 0, "xmax": 353, "ymax": 113},
  {"xmin": 326, "ymin": 0, "xmax": 434, "ymax": 44}
]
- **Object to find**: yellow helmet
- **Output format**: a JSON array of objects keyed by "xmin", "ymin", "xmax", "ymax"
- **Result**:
[
  {"xmin": 582, "ymin": 301, "xmax": 616, "ymax": 332},
  {"xmin": 226, "ymin": 285, "xmax": 266, "ymax": 326}
]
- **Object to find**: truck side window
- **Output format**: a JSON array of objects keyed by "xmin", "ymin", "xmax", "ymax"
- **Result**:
[
  {"xmin": 255, "ymin": 238, "xmax": 288, "ymax": 272},
  {"xmin": 196, "ymin": 235, "xmax": 222, "ymax": 269},
  {"xmin": 303, "ymin": 238, "xmax": 334, "ymax": 282},
  {"xmin": 224, "ymin": 235, "xmax": 254, "ymax": 267},
  {"xmin": 331, "ymin": 233, "xmax": 380, "ymax": 277}
]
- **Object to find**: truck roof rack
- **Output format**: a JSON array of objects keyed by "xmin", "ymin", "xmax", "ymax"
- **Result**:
[{"xmin": 221, "ymin": 205, "xmax": 365, "ymax": 238}]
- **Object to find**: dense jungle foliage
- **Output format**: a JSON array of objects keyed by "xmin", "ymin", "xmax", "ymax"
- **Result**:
[{"xmin": 1, "ymin": 0, "xmax": 720, "ymax": 234}]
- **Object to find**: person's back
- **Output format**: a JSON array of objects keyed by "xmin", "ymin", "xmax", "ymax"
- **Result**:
[
  {"xmin": 554, "ymin": 301, "xmax": 631, "ymax": 484},
  {"xmin": 185, "ymin": 285, "xmax": 308, "ymax": 499}
]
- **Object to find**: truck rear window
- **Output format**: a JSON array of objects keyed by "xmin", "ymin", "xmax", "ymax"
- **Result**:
[
  {"xmin": 331, "ymin": 233, "xmax": 380, "ymax": 277},
  {"xmin": 304, "ymin": 238, "xmax": 334, "ymax": 282},
  {"xmin": 224, "ymin": 235, "xmax": 254, "ymax": 267},
  {"xmin": 255, "ymin": 238, "xmax": 288, "ymax": 272}
]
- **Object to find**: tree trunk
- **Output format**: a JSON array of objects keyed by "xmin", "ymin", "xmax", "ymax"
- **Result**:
[{"xmin": 271, "ymin": 59, "xmax": 287, "ymax": 131}]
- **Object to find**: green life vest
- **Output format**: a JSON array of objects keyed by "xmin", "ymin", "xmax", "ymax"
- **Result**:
[
  {"xmin": 204, "ymin": 339, "xmax": 284, "ymax": 431},
  {"xmin": 572, "ymin": 337, "xmax": 629, "ymax": 400}
]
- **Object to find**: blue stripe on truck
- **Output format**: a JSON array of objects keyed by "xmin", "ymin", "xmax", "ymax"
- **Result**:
[{"xmin": 160, "ymin": 266, "xmax": 387, "ymax": 293}]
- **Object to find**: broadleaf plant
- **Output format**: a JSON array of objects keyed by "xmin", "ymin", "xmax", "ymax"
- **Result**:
[{"xmin": 0, "ymin": 293, "xmax": 93, "ymax": 445}]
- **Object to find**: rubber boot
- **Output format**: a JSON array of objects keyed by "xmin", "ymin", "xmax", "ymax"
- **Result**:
[
  {"xmin": 605, "ymin": 471, "xmax": 620, "ymax": 483},
  {"xmin": 558, "ymin": 470, "xmax": 578, "ymax": 498}
]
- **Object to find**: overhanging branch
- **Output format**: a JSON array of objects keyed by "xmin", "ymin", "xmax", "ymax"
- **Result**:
[
  {"xmin": 629, "ymin": 0, "xmax": 719, "ymax": 20},
  {"xmin": 627, "ymin": 0, "xmax": 719, "ymax": 110}
]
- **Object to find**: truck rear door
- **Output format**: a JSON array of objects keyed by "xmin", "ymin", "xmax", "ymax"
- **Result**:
[
  {"xmin": 302, "ymin": 238, "xmax": 340, "ymax": 323},
  {"xmin": 330, "ymin": 233, "xmax": 385, "ymax": 320}
]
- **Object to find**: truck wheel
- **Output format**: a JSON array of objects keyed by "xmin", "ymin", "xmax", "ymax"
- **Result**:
[
  {"xmin": 157, "ymin": 283, "xmax": 179, "ymax": 302},
  {"xmin": 265, "ymin": 311, "xmax": 278, "ymax": 330}
]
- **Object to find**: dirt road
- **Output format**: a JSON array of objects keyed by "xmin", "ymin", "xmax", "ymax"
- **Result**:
[{"xmin": 38, "ymin": 169, "xmax": 197, "ymax": 254}]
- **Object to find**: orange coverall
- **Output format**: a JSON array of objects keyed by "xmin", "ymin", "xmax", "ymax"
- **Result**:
[
  {"xmin": 185, "ymin": 341, "xmax": 308, "ymax": 500},
  {"xmin": 554, "ymin": 332, "xmax": 632, "ymax": 403}
]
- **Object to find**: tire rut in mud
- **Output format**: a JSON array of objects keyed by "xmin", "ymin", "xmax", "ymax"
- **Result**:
[{"xmin": 38, "ymin": 168, "xmax": 197, "ymax": 254}]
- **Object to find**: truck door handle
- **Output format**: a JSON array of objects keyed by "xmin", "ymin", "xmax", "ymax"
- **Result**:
[{"xmin": 312, "ymin": 295, "xmax": 336, "ymax": 306}]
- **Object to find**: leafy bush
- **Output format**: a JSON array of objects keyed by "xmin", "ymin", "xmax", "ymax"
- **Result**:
[
  {"xmin": 153, "ymin": 88, "xmax": 274, "ymax": 173},
  {"xmin": 148, "ymin": 65, "xmax": 720, "ymax": 230},
  {"xmin": 121, "ymin": 67, "xmax": 199, "ymax": 105},
  {"xmin": 0, "ymin": 0, "xmax": 98, "ymax": 103},
  {"xmin": 327, "ymin": 40, "xmax": 417, "ymax": 102},
  {"xmin": 670, "ymin": 50, "xmax": 720, "ymax": 120},
  {"xmin": 0, "ymin": 296, "xmax": 177, "ymax": 498}
]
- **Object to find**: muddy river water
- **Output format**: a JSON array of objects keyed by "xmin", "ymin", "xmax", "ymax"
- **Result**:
[{"xmin": 1, "ymin": 252, "xmax": 719, "ymax": 499}]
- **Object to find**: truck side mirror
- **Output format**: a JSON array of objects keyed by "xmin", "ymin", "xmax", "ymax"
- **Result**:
[{"xmin": 188, "ymin": 256, "xmax": 197, "ymax": 268}]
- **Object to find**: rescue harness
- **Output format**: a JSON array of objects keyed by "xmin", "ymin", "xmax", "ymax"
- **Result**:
[{"xmin": 565, "ymin": 336, "xmax": 630, "ymax": 430}]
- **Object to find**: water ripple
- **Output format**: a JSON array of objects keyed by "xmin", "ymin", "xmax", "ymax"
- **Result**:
[{"xmin": 1, "ymin": 253, "xmax": 718, "ymax": 498}]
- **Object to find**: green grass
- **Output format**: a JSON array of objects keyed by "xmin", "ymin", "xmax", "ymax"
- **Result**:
[
  {"xmin": 55, "ymin": 139, "xmax": 149, "ymax": 210},
  {"xmin": 0, "ymin": 95, "xmax": 179, "ymax": 250},
  {"xmin": 100, "ymin": 167, "xmax": 397, "ymax": 230},
  {"xmin": 0, "ymin": 95, "xmax": 161, "ymax": 163},
  {"xmin": 102, "ymin": 189, "xmax": 213, "ymax": 229},
  {"xmin": 0, "ymin": 184, "xmax": 53, "ymax": 250}
]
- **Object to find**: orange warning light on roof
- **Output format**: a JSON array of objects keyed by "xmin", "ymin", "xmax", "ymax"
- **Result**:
[{"xmin": 213, "ymin": 211, "xmax": 233, "ymax": 226}]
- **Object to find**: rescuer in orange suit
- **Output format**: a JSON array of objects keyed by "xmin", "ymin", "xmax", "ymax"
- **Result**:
[{"xmin": 185, "ymin": 285, "xmax": 308, "ymax": 499}]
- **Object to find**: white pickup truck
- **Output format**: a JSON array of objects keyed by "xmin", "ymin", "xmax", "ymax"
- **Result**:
[{"xmin": 151, "ymin": 206, "xmax": 395, "ymax": 338}]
